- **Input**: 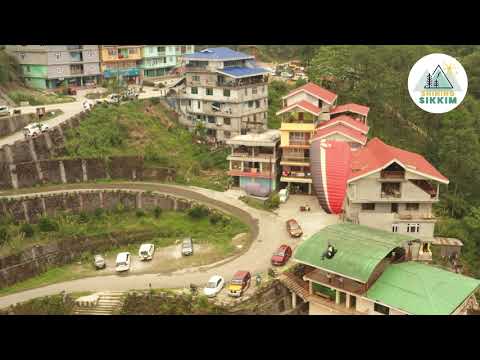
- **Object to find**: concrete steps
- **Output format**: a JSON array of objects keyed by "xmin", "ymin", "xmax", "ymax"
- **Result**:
[{"xmin": 73, "ymin": 292, "xmax": 125, "ymax": 315}]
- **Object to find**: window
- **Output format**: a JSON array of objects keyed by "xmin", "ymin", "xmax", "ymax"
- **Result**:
[
  {"xmin": 406, "ymin": 203, "xmax": 420, "ymax": 211},
  {"xmin": 208, "ymin": 116, "xmax": 215, "ymax": 124},
  {"xmin": 197, "ymin": 100, "xmax": 201, "ymax": 109},
  {"xmin": 157, "ymin": 46, "xmax": 165, "ymax": 53},
  {"xmin": 248, "ymin": 101, "xmax": 253, "ymax": 108},
  {"xmin": 407, "ymin": 223, "xmax": 420, "ymax": 233},
  {"xmin": 361, "ymin": 203, "xmax": 375, "ymax": 211},
  {"xmin": 255, "ymin": 100, "xmax": 260, "ymax": 108},
  {"xmin": 223, "ymin": 89, "xmax": 230, "ymax": 97},
  {"xmin": 191, "ymin": 87, "xmax": 198, "ymax": 95},
  {"xmin": 392, "ymin": 224, "xmax": 398, "ymax": 233},
  {"xmin": 55, "ymin": 53, "xmax": 61, "ymax": 60},
  {"xmin": 25, "ymin": 65, "xmax": 31, "ymax": 72},
  {"xmin": 224, "ymin": 118, "xmax": 231, "ymax": 125},
  {"xmin": 206, "ymin": 88, "xmax": 213, "ymax": 96},
  {"xmin": 20, "ymin": 52, "xmax": 26, "ymax": 59},
  {"xmin": 108, "ymin": 49, "xmax": 117, "ymax": 56},
  {"xmin": 245, "ymin": 88, "xmax": 248, "ymax": 95},
  {"xmin": 192, "ymin": 75, "xmax": 200, "ymax": 82},
  {"xmin": 252, "ymin": 88, "xmax": 257, "ymax": 94},
  {"xmin": 129, "ymin": 48, "xmax": 137, "ymax": 54},
  {"xmin": 374, "ymin": 303, "xmax": 390, "ymax": 315},
  {"xmin": 224, "ymin": 131, "xmax": 231, "ymax": 138}
]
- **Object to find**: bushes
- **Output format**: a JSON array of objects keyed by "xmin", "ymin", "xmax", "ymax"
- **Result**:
[
  {"xmin": 136, "ymin": 210, "xmax": 146, "ymax": 218},
  {"xmin": 38, "ymin": 217, "xmax": 59, "ymax": 232},
  {"xmin": 265, "ymin": 193, "xmax": 280, "ymax": 210},
  {"xmin": 94, "ymin": 208, "xmax": 104, "ymax": 219},
  {"xmin": 209, "ymin": 212, "xmax": 222, "ymax": 225},
  {"xmin": 188, "ymin": 205, "xmax": 209, "ymax": 219},
  {"xmin": 0, "ymin": 227, "xmax": 9, "ymax": 245},
  {"xmin": 78, "ymin": 212, "xmax": 89, "ymax": 224},
  {"xmin": 153, "ymin": 207, "xmax": 162, "ymax": 219},
  {"xmin": 19, "ymin": 223, "xmax": 34, "ymax": 238},
  {"xmin": 200, "ymin": 158, "xmax": 214, "ymax": 170}
]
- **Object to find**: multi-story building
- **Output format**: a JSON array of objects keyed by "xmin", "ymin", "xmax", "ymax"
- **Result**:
[
  {"xmin": 226, "ymin": 129, "xmax": 281, "ymax": 195},
  {"xmin": 178, "ymin": 47, "xmax": 270, "ymax": 142},
  {"xmin": 343, "ymin": 137, "xmax": 449, "ymax": 249},
  {"xmin": 277, "ymin": 83, "xmax": 338, "ymax": 194},
  {"xmin": 140, "ymin": 45, "xmax": 195, "ymax": 79},
  {"xmin": 285, "ymin": 223, "xmax": 480, "ymax": 315},
  {"xmin": 6, "ymin": 45, "xmax": 102, "ymax": 89},
  {"xmin": 99, "ymin": 45, "xmax": 142, "ymax": 85}
]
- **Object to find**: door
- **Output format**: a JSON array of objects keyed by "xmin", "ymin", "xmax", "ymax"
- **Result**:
[{"xmin": 391, "ymin": 203, "xmax": 398, "ymax": 213}]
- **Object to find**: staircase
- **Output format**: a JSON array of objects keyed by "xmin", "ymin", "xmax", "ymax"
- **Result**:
[
  {"xmin": 74, "ymin": 292, "xmax": 125, "ymax": 315},
  {"xmin": 278, "ymin": 272, "xmax": 310, "ymax": 301}
]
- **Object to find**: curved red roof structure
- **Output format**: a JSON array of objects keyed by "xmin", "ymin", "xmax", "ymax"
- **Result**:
[{"xmin": 310, "ymin": 140, "xmax": 352, "ymax": 214}]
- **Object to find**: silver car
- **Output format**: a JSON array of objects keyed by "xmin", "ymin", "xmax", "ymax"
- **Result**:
[
  {"xmin": 181, "ymin": 237, "xmax": 193, "ymax": 256},
  {"xmin": 94, "ymin": 254, "xmax": 106, "ymax": 270},
  {"xmin": 0, "ymin": 106, "xmax": 10, "ymax": 117}
]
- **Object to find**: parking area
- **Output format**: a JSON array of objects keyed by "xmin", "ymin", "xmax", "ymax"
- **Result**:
[{"xmin": 276, "ymin": 194, "xmax": 339, "ymax": 245}]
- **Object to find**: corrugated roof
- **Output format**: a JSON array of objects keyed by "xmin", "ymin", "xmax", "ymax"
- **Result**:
[
  {"xmin": 184, "ymin": 47, "xmax": 254, "ymax": 61},
  {"xmin": 313, "ymin": 123, "xmax": 367, "ymax": 145},
  {"xmin": 276, "ymin": 100, "xmax": 322, "ymax": 116},
  {"xmin": 283, "ymin": 82, "xmax": 338, "ymax": 104},
  {"xmin": 318, "ymin": 114, "xmax": 369, "ymax": 134},
  {"xmin": 216, "ymin": 66, "xmax": 269, "ymax": 78},
  {"xmin": 293, "ymin": 224, "xmax": 414, "ymax": 283},
  {"xmin": 330, "ymin": 103, "xmax": 370, "ymax": 116},
  {"xmin": 366, "ymin": 262, "xmax": 480, "ymax": 315},
  {"xmin": 349, "ymin": 137, "xmax": 449, "ymax": 184}
]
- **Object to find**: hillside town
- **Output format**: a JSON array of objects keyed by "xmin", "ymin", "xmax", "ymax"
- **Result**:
[{"xmin": 0, "ymin": 45, "xmax": 478, "ymax": 316}]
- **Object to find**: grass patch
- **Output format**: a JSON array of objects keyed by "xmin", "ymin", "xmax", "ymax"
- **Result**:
[
  {"xmin": 8, "ymin": 89, "xmax": 75, "ymax": 106},
  {"xmin": 0, "ymin": 294, "xmax": 76, "ymax": 315},
  {"xmin": 61, "ymin": 100, "xmax": 229, "ymax": 191},
  {"xmin": 239, "ymin": 192, "xmax": 280, "ymax": 212}
]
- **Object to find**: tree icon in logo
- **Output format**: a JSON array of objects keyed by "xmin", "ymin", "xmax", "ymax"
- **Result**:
[{"xmin": 423, "ymin": 65, "xmax": 454, "ymax": 89}]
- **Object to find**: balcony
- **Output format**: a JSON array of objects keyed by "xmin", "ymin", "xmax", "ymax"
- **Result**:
[
  {"xmin": 380, "ymin": 191, "xmax": 401, "ymax": 198},
  {"xmin": 281, "ymin": 156, "xmax": 309, "ymax": 165},
  {"xmin": 380, "ymin": 170, "xmax": 405, "ymax": 180},
  {"xmin": 228, "ymin": 168, "xmax": 273, "ymax": 179},
  {"xmin": 304, "ymin": 269, "xmax": 367, "ymax": 296},
  {"xmin": 395, "ymin": 211, "xmax": 436, "ymax": 221},
  {"xmin": 288, "ymin": 139, "xmax": 310, "ymax": 146},
  {"xmin": 230, "ymin": 151, "xmax": 275, "ymax": 160}
]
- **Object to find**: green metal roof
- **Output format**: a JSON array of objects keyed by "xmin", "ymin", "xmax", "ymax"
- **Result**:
[
  {"xmin": 293, "ymin": 224, "xmax": 414, "ymax": 283},
  {"xmin": 366, "ymin": 262, "xmax": 480, "ymax": 315}
]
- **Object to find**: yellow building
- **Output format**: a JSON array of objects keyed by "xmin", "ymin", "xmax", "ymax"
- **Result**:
[
  {"xmin": 276, "ymin": 82, "xmax": 338, "ymax": 194},
  {"xmin": 99, "ymin": 45, "xmax": 142, "ymax": 84}
]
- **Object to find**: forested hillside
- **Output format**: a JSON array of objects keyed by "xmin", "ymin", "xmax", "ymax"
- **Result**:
[{"xmin": 303, "ymin": 45, "xmax": 480, "ymax": 275}]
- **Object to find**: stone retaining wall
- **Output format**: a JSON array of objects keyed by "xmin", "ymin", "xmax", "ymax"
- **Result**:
[{"xmin": 0, "ymin": 114, "xmax": 36, "ymax": 138}]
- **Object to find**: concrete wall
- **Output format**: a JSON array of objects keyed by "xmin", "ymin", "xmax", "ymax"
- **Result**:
[{"xmin": 0, "ymin": 114, "xmax": 36, "ymax": 138}]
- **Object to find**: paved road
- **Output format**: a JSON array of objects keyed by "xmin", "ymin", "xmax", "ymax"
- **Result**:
[
  {"xmin": 0, "ymin": 86, "xmax": 164, "ymax": 148},
  {"xmin": 0, "ymin": 183, "xmax": 337, "ymax": 308}
]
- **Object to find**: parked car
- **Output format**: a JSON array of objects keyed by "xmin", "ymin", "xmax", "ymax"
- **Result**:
[
  {"xmin": 115, "ymin": 252, "xmax": 131, "ymax": 272},
  {"xmin": 139, "ymin": 243, "xmax": 155, "ymax": 261},
  {"xmin": 279, "ymin": 188, "xmax": 289, "ymax": 203},
  {"xmin": 23, "ymin": 123, "xmax": 49, "ymax": 138},
  {"xmin": 0, "ymin": 105, "xmax": 10, "ymax": 117},
  {"xmin": 227, "ymin": 271, "xmax": 251, "ymax": 298},
  {"xmin": 181, "ymin": 237, "xmax": 194, "ymax": 256},
  {"xmin": 286, "ymin": 219, "xmax": 303, "ymax": 238},
  {"xmin": 94, "ymin": 254, "xmax": 106, "ymax": 270},
  {"xmin": 82, "ymin": 99, "xmax": 94, "ymax": 111},
  {"xmin": 122, "ymin": 88, "xmax": 139, "ymax": 101},
  {"xmin": 203, "ymin": 275, "xmax": 225, "ymax": 298},
  {"xmin": 96, "ymin": 93, "xmax": 121, "ymax": 105},
  {"xmin": 271, "ymin": 245, "xmax": 293, "ymax": 266}
]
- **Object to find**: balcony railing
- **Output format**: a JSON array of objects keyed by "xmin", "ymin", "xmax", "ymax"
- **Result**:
[
  {"xmin": 281, "ymin": 156, "xmax": 309, "ymax": 163},
  {"xmin": 381, "ymin": 170, "xmax": 405, "ymax": 179},
  {"xmin": 228, "ymin": 169, "xmax": 273, "ymax": 178},
  {"xmin": 288, "ymin": 139, "xmax": 310, "ymax": 146},
  {"xmin": 380, "ymin": 191, "xmax": 401, "ymax": 198},
  {"xmin": 395, "ymin": 212, "xmax": 436, "ymax": 220},
  {"xmin": 231, "ymin": 152, "xmax": 274, "ymax": 159},
  {"xmin": 305, "ymin": 269, "xmax": 367, "ymax": 296},
  {"xmin": 282, "ymin": 171, "xmax": 311, "ymax": 178}
]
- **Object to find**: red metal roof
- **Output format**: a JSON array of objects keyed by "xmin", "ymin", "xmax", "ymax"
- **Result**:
[
  {"xmin": 349, "ymin": 138, "xmax": 449, "ymax": 184},
  {"xmin": 313, "ymin": 123, "xmax": 367, "ymax": 145},
  {"xmin": 317, "ymin": 115, "xmax": 369, "ymax": 135},
  {"xmin": 276, "ymin": 100, "xmax": 321, "ymax": 116},
  {"xmin": 330, "ymin": 103, "xmax": 370, "ymax": 116},
  {"xmin": 283, "ymin": 82, "xmax": 338, "ymax": 104},
  {"xmin": 310, "ymin": 140, "xmax": 352, "ymax": 214}
]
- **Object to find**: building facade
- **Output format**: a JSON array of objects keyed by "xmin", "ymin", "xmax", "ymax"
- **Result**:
[
  {"xmin": 6, "ymin": 45, "xmax": 102, "ymax": 89},
  {"xmin": 285, "ymin": 224, "xmax": 480, "ymax": 315},
  {"xmin": 177, "ymin": 47, "xmax": 270, "ymax": 142},
  {"xmin": 99, "ymin": 45, "xmax": 142, "ymax": 85},
  {"xmin": 140, "ymin": 45, "xmax": 195, "ymax": 79},
  {"xmin": 226, "ymin": 129, "xmax": 281, "ymax": 195}
]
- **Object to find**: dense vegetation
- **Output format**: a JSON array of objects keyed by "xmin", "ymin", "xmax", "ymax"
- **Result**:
[
  {"xmin": 62, "ymin": 100, "xmax": 230, "ymax": 190},
  {"xmin": 0, "ymin": 46, "xmax": 21, "ymax": 85},
  {"xmin": 301, "ymin": 45, "xmax": 480, "ymax": 276},
  {"xmin": 0, "ymin": 294, "xmax": 75, "ymax": 315},
  {"xmin": 0, "ymin": 206, "xmax": 248, "ymax": 257}
]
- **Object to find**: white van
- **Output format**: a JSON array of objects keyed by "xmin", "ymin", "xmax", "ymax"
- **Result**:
[
  {"xmin": 115, "ymin": 252, "xmax": 131, "ymax": 272},
  {"xmin": 139, "ymin": 244, "xmax": 155, "ymax": 261},
  {"xmin": 23, "ymin": 123, "xmax": 49, "ymax": 138}
]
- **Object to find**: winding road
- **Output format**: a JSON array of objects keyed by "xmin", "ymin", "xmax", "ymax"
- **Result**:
[{"xmin": 0, "ymin": 183, "xmax": 337, "ymax": 309}]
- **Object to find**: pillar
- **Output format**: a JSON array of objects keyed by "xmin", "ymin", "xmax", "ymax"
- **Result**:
[
  {"xmin": 292, "ymin": 291, "xmax": 297, "ymax": 308},
  {"xmin": 309, "ymin": 281, "xmax": 313, "ymax": 295},
  {"xmin": 308, "ymin": 183, "xmax": 312, "ymax": 195},
  {"xmin": 335, "ymin": 290, "xmax": 341, "ymax": 305},
  {"xmin": 346, "ymin": 293, "xmax": 351, "ymax": 309}
]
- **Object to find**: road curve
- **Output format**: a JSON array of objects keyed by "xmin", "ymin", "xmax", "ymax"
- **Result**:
[{"xmin": 0, "ymin": 183, "xmax": 292, "ymax": 309}]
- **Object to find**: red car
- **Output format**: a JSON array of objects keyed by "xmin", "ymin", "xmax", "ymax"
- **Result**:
[
  {"xmin": 286, "ymin": 219, "xmax": 303, "ymax": 238},
  {"xmin": 271, "ymin": 245, "xmax": 293, "ymax": 266}
]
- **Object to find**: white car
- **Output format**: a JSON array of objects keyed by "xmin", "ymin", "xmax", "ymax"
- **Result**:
[
  {"xmin": 23, "ymin": 123, "xmax": 49, "ymax": 138},
  {"xmin": 96, "ymin": 93, "xmax": 121, "ymax": 105},
  {"xmin": 82, "ymin": 99, "xmax": 94, "ymax": 111},
  {"xmin": 203, "ymin": 275, "xmax": 225, "ymax": 298},
  {"xmin": 139, "ymin": 243, "xmax": 155, "ymax": 261},
  {"xmin": 0, "ymin": 105, "xmax": 10, "ymax": 117},
  {"xmin": 115, "ymin": 252, "xmax": 131, "ymax": 272}
]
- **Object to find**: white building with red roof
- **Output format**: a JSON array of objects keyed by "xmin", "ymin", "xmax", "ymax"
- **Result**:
[{"xmin": 344, "ymin": 137, "xmax": 449, "ymax": 255}]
